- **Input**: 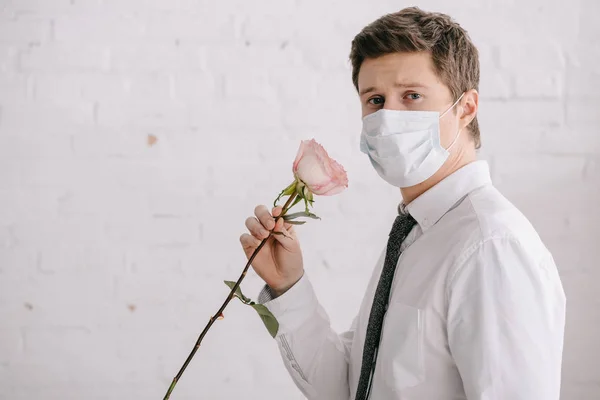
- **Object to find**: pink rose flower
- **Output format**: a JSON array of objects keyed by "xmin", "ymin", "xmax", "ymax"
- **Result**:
[{"xmin": 292, "ymin": 139, "xmax": 349, "ymax": 196}]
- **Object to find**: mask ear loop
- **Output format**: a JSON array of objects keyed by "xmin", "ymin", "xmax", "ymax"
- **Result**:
[
  {"xmin": 440, "ymin": 92, "xmax": 465, "ymax": 118},
  {"xmin": 440, "ymin": 92, "xmax": 466, "ymax": 151},
  {"xmin": 446, "ymin": 128, "xmax": 462, "ymax": 150}
]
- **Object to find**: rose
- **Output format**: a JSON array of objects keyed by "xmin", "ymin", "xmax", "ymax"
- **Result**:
[
  {"xmin": 163, "ymin": 138, "xmax": 348, "ymax": 400},
  {"xmin": 292, "ymin": 139, "xmax": 349, "ymax": 196}
]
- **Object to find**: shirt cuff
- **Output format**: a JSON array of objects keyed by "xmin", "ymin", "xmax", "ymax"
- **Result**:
[
  {"xmin": 259, "ymin": 273, "xmax": 318, "ymax": 336},
  {"xmin": 257, "ymin": 284, "xmax": 276, "ymax": 304}
]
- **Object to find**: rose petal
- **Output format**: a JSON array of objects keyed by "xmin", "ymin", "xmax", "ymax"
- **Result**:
[
  {"xmin": 292, "ymin": 141, "xmax": 306, "ymax": 173},
  {"xmin": 292, "ymin": 139, "xmax": 348, "ymax": 196}
]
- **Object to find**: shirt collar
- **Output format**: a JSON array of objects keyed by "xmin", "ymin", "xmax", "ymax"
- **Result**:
[{"xmin": 405, "ymin": 160, "xmax": 492, "ymax": 232}]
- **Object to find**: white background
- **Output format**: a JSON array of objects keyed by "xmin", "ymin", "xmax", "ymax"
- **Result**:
[{"xmin": 1, "ymin": 0, "xmax": 599, "ymax": 399}]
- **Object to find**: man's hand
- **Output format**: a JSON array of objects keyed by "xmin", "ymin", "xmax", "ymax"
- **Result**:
[{"xmin": 240, "ymin": 205, "xmax": 304, "ymax": 296}]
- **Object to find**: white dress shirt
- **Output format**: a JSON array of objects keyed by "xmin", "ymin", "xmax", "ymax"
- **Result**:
[{"xmin": 259, "ymin": 160, "xmax": 566, "ymax": 400}]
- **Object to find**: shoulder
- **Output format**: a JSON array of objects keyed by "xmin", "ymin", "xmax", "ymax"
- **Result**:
[
  {"xmin": 451, "ymin": 185, "xmax": 550, "ymax": 260},
  {"xmin": 444, "ymin": 185, "xmax": 559, "ymax": 289}
]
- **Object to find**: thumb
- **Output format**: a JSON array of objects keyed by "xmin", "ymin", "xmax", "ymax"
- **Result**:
[
  {"xmin": 272, "ymin": 206, "xmax": 295, "ymax": 230},
  {"xmin": 271, "ymin": 218, "xmax": 298, "ymax": 251}
]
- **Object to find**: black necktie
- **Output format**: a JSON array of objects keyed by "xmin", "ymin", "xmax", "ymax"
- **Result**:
[{"xmin": 354, "ymin": 207, "xmax": 417, "ymax": 400}]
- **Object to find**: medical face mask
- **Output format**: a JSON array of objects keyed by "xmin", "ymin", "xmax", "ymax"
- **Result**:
[{"xmin": 360, "ymin": 93, "xmax": 465, "ymax": 188}]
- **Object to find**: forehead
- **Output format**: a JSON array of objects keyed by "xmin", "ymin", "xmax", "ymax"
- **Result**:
[{"xmin": 357, "ymin": 51, "xmax": 444, "ymax": 92}]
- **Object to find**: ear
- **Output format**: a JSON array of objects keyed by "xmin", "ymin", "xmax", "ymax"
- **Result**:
[{"xmin": 459, "ymin": 89, "xmax": 479, "ymax": 131}]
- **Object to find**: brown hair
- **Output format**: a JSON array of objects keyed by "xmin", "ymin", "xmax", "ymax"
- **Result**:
[{"xmin": 349, "ymin": 7, "xmax": 481, "ymax": 148}]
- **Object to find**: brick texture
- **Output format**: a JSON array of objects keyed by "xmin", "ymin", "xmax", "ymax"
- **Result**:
[{"xmin": 0, "ymin": 1, "xmax": 599, "ymax": 399}]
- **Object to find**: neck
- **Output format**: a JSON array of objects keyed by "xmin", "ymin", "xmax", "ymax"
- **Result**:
[{"xmin": 400, "ymin": 147, "xmax": 477, "ymax": 205}]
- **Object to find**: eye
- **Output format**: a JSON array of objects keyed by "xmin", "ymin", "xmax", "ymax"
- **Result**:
[
  {"xmin": 405, "ymin": 93, "xmax": 422, "ymax": 100},
  {"xmin": 367, "ymin": 96, "xmax": 384, "ymax": 106}
]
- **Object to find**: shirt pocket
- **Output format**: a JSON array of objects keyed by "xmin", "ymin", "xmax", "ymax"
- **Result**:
[{"xmin": 379, "ymin": 302, "xmax": 425, "ymax": 390}]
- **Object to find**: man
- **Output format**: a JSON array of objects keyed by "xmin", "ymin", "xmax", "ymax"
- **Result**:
[{"xmin": 239, "ymin": 7, "xmax": 566, "ymax": 400}]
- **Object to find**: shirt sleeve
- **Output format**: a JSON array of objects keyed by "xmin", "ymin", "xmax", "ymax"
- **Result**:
[
  {"xmin": 447, "ymin": 236, "xmax": 566, "ymax": 400},
  {"xmin": 260, "ymin": 272, "xmax": 355, "ymax": 400}
]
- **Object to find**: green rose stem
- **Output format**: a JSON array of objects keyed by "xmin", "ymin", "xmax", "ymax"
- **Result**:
[{"xmin": 163, "ymin": 192, "xmax": 299, "ymax": 400}]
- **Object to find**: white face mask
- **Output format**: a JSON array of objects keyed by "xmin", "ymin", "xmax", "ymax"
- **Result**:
[{"xmin": 360, "ymin": 93, "xmax": 465, "ymax": 188}]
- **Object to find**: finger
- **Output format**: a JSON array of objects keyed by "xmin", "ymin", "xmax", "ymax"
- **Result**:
[
  {"xmin": 271, "ymin": 225, "xmax": 296, "ymax": 250},
  {"xmin": 283, "ymin": 221, "xmax": 294, "ymax": 230},
  {"xmin": 245, "ymin": 217, "xmax": 270, "ymax": 240},
  {"xmin": 274, "ymin": 217, "xmax": 285, "ymax": 231},
  {"xmin": 272, "ymin": 218, "xmax": 297, "ymax": 243},
  {"xmin": 270, "ymin": 207, "xmax": 295, "ymax": 231},
  {"xmin": 239, "ymin": 233, "xmax": 261, "ymax": 255},
  {"xmin": 274, "ymin": 216, "xmax": 297, "ymax": 232},
  {"xmin": 255, "ymin": 205, "xmax": 275, "ymax": 230}
]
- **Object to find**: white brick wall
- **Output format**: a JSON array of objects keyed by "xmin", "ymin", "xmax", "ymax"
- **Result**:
[{"xmin": 1, "ymin": 0, "xmax": 598, "ymax": 399}]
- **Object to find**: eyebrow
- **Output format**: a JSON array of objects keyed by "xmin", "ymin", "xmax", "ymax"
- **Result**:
[{"xmin": 359, "ymin": 82, "xmax": 429, "ymax": 96}]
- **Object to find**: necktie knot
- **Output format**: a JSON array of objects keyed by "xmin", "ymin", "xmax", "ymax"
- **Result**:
[
  {"xmin": 398, "ymin": 202, "xmax": 408, "ymax": 215},
  {"xmin": 389, "ymin": 210, "xmax": 417, "ymax": 242}
]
